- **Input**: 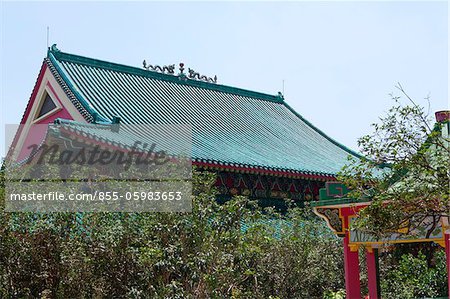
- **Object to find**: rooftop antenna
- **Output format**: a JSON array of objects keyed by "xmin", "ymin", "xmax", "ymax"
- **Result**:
[
  {"xmin": 282, "ymin": 79, "xmax": 285, "ymax": 96},
  {"xmin": 46, "ymin": 26, "xmax": 49, "ymax": 49}
]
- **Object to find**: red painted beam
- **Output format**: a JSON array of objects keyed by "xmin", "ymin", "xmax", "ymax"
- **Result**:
[
  {"xmin": 341, "ymin": 205, "xmax": 368, "ymax": 217},
  {"xmin": 446, "ymin": 233, "xmax": 450, "ymax": 299},
  {"xmin": 366, "ymin": 249, "xmax": 379, "ymax": 299},
  {"xmin": 343, "ymin": 233, "xmax": 361, "ymax": 299}
]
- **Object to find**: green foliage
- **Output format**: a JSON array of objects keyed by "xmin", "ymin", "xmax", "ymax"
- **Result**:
[
  {"xmin": 1, "ymin": 168, "xmax": 447, "ymax": 298},
  {"xmin": 380, "ymin": 249, "xmax": 448, "ymax": 299},
  {"xmin": 333, "ymin": 87, "xmax": 448, "ymax": 299},
  {"xmin": 322, "ymin": 289, "xmax": 345, "ymax": 299},
  {"xmin": 0, "ymin": 170, "xmax": 345, "ymax": 298},
  {"xmin": 338, "ymin": 85, "xmax": 449, "ymax": 235}
]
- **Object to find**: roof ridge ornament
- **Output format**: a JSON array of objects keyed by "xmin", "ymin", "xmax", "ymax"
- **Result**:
[
  {"xmin": 142, "ymin": 60, "xmax": 175, "ymax": 74},
  {"xmin": 277, "ymin": 92, "xmax": 284, "ymax": 101},
  {"xmin": 49, "ymin": 44, "xmax": 60, "ymax": 53},
  {"xmin": 142, "ymin": 60, "xmax": 218, "ymax": 84},
  {"xmin": 179, "ymin": 63, "xmax": 185, "ymax": 74},
  {"xmin": 188, "ymin": 68, "xmax": 217, "ymax": 84},
  {"xmin": 177, "ymin": 63, "xmax": 187, "ymax": 81}
]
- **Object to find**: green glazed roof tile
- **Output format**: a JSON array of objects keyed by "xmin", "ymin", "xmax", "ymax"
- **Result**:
[{"xmin": 46, "ymin": 45, "xmax": 362, "ymax": 176}]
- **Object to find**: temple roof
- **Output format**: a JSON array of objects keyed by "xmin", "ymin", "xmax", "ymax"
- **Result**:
[{"xmin": 44, "ymin": 45, "xmax": 361, "ymax": 179}]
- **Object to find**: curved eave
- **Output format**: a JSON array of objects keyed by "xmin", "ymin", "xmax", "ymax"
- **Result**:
[
  {"xmin": 49, "ymin": 122, "xmax": 339, "ymax": 181},
  {"xmin": 193, "ymin": 159, "xmax": 338, "ymax": 181}
]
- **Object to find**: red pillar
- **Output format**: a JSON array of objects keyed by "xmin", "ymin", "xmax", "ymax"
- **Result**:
[
  {"xmin": 344, "ymin": 234, "xmax": 361, "ymax": 299},
  {"xmin": 366, "ymin": 248, "xmax": 380, "ymax": 299},
  {"xmin": 445, "ymin": 233, "xmax": 450, "ymax": 299}
]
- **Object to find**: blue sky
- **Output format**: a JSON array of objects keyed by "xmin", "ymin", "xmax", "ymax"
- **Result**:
[{"xmin": 1, "ymin": 1, "xmax": 448, "ymax": 156}]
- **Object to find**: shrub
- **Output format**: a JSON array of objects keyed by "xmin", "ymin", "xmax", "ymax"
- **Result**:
[
  {"xmin": 0, "ymin": 171, "xmax": 344, "ymax": 298},
  {"xmin": 380, "ymin": 248, "xmax": 448, "ymax": 299}
]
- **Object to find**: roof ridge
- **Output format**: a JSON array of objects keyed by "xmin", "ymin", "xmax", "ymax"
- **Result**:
[
  {"xmin": 48, "ymin": 44, "xmax": 284, "ymax": 104},
  {"xmin": 282, "ymin": 101, "xmax": 363, "ymax": 159}
]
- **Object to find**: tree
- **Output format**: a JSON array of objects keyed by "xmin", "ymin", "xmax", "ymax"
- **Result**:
[
  {"xmin": 338, "ymin": 84, "xmax": 449, "ymax": 237},
  {"xmin": 0, "ymin": 169, "xmax": 345, "ymax": 298}
]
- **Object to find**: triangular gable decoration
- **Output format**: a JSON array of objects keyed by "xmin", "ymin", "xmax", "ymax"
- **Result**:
[{"xmin": 36, "ymin": 92, "xmax": 57, "ymax": 119}]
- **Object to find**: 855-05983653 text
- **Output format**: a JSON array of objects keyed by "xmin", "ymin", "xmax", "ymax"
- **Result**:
[{"xmin": 8, "ymin": 191, "xmax": 184, "ymax": 202}]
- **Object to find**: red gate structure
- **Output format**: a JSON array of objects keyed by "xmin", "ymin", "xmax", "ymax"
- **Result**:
[{"xmin": 311, "ymin": 111, "xmax": 450, "ymax": 299}]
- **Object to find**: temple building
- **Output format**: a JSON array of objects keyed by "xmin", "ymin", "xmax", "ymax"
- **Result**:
[
  {"xmin": 8, "ymin": 45, "xmax": 450, "ymax": 299},
  {"xmin": 9, "ymin": 44, "xmax": 362, "ymax": 209}
]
